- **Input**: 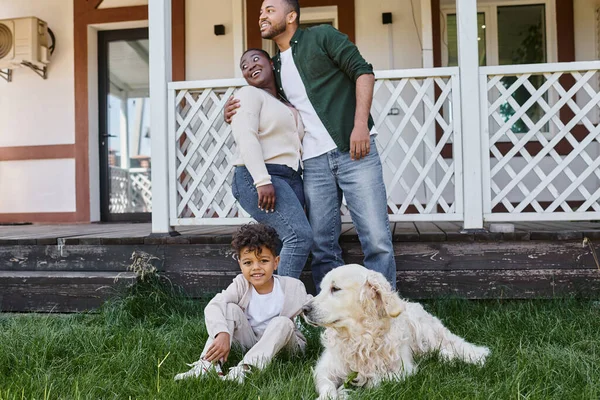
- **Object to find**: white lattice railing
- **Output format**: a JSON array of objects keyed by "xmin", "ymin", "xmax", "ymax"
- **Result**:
[
  {"xmin": 167, "ymin": 68, "xmax": 464, "ymax": 225},
  {"xmin": 372, "ymin": 68, "xmax": 463, "ymax": 221},
  {"xmin": 480, "ymin": 61, "xmax": 600, "ymax": 222},
  {"xmin": 110, "ymin": 167, "xmax": 152, "ymax": 213},
  {"xmin": 168, "ymin": 78, "xmax": 248, "ymax": 225}
]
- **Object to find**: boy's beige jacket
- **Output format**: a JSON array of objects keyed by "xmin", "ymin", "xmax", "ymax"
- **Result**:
[{"xmin": 204, "ymin": 274, "xmax": 311, "ymax": 341}]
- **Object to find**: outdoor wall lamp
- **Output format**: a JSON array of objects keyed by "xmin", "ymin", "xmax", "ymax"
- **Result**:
[{"xmin": 214, "ymin": 25, "xmax": 225, "ymax": 36}]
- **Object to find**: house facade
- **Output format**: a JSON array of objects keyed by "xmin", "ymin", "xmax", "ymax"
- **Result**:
[{"xmin": 1, "ymin": 0, "xmax": 599, "ymax": 231}]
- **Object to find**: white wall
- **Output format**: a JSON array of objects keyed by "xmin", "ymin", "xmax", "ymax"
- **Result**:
[
  {"xmin": 574, "ymin": 0, "xmax": 599, "ymax": 61},
  {"xmin": 573, "ymin": 0, "xmax": 600, "ymax": 124},
  {"xmin": 0, "ymin": 0, "xmax": 76, "ymax": 215},
  {"xmin": 185, "ymin": 0, "xmax": 235, "ymax": 80},
  {"xmin": 183, "ymin": 0, "xmax": 600, "ymax": 80},
  {"xmin": 355, "ymin": 0, "xmax": 424, "ymax": 70},
  {"xmin": 0, "ymin": 159, "xmax": 76, "ymax": 213},
  {"xmin": 184, "ymin": 0, "xmax": 425, "ymax": 81},
  {"xmin": 0, "ymin": 0, "xmax": 75, "ymax": 147}
]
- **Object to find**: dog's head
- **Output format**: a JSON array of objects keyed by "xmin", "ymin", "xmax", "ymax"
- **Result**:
[{"xmin": 302, "ymin": 264, "xmax": 405, "ymax": 332}]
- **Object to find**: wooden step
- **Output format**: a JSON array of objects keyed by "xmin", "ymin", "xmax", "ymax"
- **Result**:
[
  {"xmin": 0, "ymin": 271, "xmax": 136, "ymax": 312},
  {"xmin": 1, "ymin": 239, "xmax": 600, "ymax": 311}
]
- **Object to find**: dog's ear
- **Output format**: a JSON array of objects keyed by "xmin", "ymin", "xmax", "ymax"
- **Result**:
[{"xmin": 361, "ymin": 271, "xmax": 405, "ymax": 318}]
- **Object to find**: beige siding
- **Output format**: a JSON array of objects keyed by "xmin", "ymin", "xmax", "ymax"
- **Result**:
[
  {"xmin": 355, "ymin": 0, "xmax": 424, "ymax": 70},
  {"xmin": 574, "ymin": 0, "xmax": 599, "ymax": 61},
  {"xmin": 185, "ymin": 0, "xmax": 235, "ymax": 80},
  {"xmin": 0, "ymin": 0, "xmax": 76, "ymax": 215}
]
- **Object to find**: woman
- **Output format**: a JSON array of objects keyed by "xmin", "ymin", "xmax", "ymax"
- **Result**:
[{"xmin": 230, "ymin": 48, "xmax": 312, "ymax": 279}]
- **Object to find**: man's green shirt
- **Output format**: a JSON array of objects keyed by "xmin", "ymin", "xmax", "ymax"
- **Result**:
[{"xmin": 272, "ymin": 25, "xmax": 375, "ymax": 153}]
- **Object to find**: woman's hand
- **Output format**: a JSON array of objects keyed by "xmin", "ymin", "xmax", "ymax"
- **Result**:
[
  {"xmin": 257, "ymin": 184, "xmax": 276, "ymax": 213},
  {"xmin": 224, "ymin": 96, "xmax": 240, "ymax": 124},
  {"xmin": 203, "ymin": 332, "xmax": 231, "ymax": 363}
]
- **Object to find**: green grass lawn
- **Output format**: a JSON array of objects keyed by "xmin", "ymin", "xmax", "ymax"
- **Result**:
[{"xmin": 1, "ymin": 278, "xmax": 599, "ymax": 400}]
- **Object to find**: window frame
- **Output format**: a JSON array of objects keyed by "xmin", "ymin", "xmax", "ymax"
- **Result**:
[
  {"xmin": 441, "ymin": 0, "xmax": 559, "ymax": 140},
  {"xmin": 261, "ymin": 6, "xmax": 339, "ymax": 55},
  {"xmin": 440, "ymin": 0, "xmax": 557, "ymax": 67}
]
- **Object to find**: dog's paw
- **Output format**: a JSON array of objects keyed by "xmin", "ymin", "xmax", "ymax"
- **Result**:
[
  {"xmin": 350, "ymin": 374, "xmax": 368, "ymax": 387},
  {"xmin": 470, "ymin": 346, "xmax": 490, "ymax": 366},
  {"xmin": 315, "ymin": 386, "xmax": 343, "ymax": 400},
  {"xmin": 448, "ymin": 345, "xmax": 490, "ymax": 366},
  {"xmin": 316, "ymin": 393, "xmax": 338, "ymax": 400},
  {"xmin": 336, "ymin": 385, "xmax": 351, "ymax": 399}
]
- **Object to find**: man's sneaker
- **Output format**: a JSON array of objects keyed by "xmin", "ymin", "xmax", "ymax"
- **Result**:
[
  {"xmin": 222, "ymin": 364, "xmax": 252, "ymax": 384},
  {"xmin": 174, "ymin": 359, "xmax": 223, "ymax": 381}
]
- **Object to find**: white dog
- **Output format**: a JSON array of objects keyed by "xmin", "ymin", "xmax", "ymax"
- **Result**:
[{"xmin": 303, "ymin": 264, "xmax": 490, "ymax": 399}]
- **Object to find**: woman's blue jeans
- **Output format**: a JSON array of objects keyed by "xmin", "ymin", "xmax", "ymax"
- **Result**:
[{"xmin": 232, "ymin": 164, "xmax": 313, "ymax": 279}]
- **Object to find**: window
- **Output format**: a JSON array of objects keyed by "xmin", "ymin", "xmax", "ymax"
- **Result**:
[
  {"xmin": 299, "ymin": 21, "xmax": 333, "ymax": 30},
  {"xmin": 445, "ymin": 13, "xmax": 487, "ymax": 66},
  {"xmin": 497, "ymin": 4, "xmax": 547, "ymax": 65},
  {"xmin": 442, "ymin": 1, "xmax": 556, "ymax": 134},
  {"xmin": 442, "ymin": 2, "xmax": 553, "ymax": 67}
]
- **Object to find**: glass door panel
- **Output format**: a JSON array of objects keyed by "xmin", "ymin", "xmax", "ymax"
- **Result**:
[{"xmin": 99, "ymin": 28, "xmax": 151, "ymax": 221}]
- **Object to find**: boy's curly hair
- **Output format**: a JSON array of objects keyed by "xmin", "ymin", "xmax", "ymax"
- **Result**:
[{"xmin": 231, "ymin": 223, "xmax": 281, "ymax": 257}]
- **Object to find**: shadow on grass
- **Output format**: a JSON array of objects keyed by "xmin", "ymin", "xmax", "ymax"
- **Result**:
[{"xmin": 100, "ymin": 274, "xmax": 208, "ymax": 327}]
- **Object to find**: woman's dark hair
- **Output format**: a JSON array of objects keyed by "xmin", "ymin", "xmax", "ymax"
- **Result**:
[
  {"xmin": 241, "ymin": 48, "xmax": 271, "ymax": 61},
  {"xmin": 231, "ymin": 223, "xmax": 281, "ymax": 257}
]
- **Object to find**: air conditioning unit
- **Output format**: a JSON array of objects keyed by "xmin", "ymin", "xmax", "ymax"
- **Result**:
[{"xmin": 0, "ymin": 17, "xmax": 50, "ymax": 70}]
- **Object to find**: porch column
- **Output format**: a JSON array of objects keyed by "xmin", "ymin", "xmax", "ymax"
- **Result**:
[
  {"xmin": 456, "ymin": 0, "xmax": 484, "ymax": 230},
  {"xmin": 421, "ymin": 0, "xmax": 436, "ymax": 201},
  {"xmin": 420, "ymin": 0, "xmax": 434, "ymax": 69},
  {"xmin": 149, "ymin": 0, "xmax": 174, "ymax": 234}
]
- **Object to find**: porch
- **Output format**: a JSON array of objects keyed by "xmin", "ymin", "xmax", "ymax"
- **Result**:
[
  {"xmin": 1, "ymin": 220, "xmax": 599, "ymax": 312},
  {"xmin": 2, "ymin": 0, "xmax": 600, "ymax": 311}
]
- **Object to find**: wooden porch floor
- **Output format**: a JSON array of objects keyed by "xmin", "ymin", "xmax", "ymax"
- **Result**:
[{"xmin": 0, "ymin": 220, "xmax": 599, "ymax": 244}]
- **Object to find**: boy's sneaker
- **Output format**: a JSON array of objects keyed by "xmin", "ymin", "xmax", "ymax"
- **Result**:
[
  {"xmin": 222, "ymin": 364, "xmax": 252, "ymax": 384},
  {"xmin": 174, "ymin": 359, "xmax": 223, "ymax": 380}
]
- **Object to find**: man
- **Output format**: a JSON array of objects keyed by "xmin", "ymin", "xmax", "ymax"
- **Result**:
[{"xmin": 226, "ymin": 0, "xmax": 396, "ymax": 291}]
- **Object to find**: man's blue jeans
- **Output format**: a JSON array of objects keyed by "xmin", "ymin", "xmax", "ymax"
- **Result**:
[
  {"xmin": 303, "ymin": 137, "xmax": 396, "ymax": 291},
  {"xmin": 232, "ymin": 164, "xmax": 312, "ymax": 278}
]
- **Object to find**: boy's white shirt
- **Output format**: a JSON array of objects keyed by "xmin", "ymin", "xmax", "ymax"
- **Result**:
[
  {"xmin": 204, "ymin": 274, "xmax": 311, "ymax": 340},
  {"xmin": 245, "ymin": 277, "xmax": 284, "ymax": 336}
]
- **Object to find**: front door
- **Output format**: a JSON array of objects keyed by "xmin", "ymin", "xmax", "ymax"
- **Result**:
[{"xmin": 98, "ymin": 28, "xmax": 151, "ymax": 222}]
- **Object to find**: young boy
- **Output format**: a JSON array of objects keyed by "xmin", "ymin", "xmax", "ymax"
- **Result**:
[{"xmin": 174, "ymin": 223, "xmax": 310, "ymax": 383}]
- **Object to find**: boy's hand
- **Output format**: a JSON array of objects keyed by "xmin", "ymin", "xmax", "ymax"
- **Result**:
[
  {"xmin": 257, "ymin": 184, "xmax": 276, "ymax": 212},
  {"xmin": 224, "ymin": 96, "xmax": 240, "ymax": 124},
  {"xmin": 203, "ymin": 332, "xmax": 231, "ymax": 363}
]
